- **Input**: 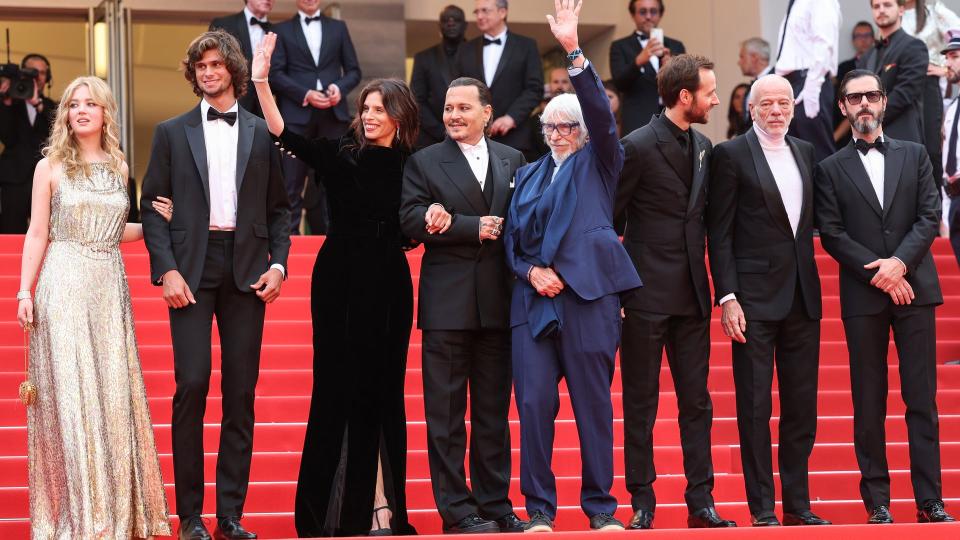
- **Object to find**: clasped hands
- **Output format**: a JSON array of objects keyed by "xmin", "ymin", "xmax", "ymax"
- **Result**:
[
  {"xmin": 529, "ymin": 266, "xmax": 564, "ymax": 297},
  {"xmin": 865, "ymin": 257, "xmax": 913, "ymax": 305},
  {"xmin": 303, "ymin": 84, "xmax": 341, "ymax": 109}
]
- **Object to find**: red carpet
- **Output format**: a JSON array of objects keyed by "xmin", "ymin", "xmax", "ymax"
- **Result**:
[{"xmin": 0, "ymin": 235, "xmax": 958, "ymax": 539}]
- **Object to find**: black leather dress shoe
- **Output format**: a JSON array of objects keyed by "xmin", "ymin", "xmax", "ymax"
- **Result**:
[
  {"xmin": 628, "ymin": 509, "xmax": 654, "ymax": 530},
  {"xmin": 443, "ymin": 514, "xmax": 500, "ymax": 534},
  {"xmin": 179, "ymin": 516, "xmax": 212, "ymax": 540},
  {"xmin": 751, "ymin": 513, "xmax": 781, "ymax": 526},
  {"xmin": 688, "ymin": 507, "xmax": 737, "ymax": 528},
  {"xmin": 494, "ymin": 512, "xmax": 526, "ymax": 533},
  {"xmin": 214, "ymin": 517, "xmax": 257, "ymax": 539},
  {"xmin": 783, "ymin": 510, "xmax": 830, "ymax": 526},
  {"xmin": 917, "ymin": 500, "xmax": 956, "ymax": 523},
  {"xmin": 867, "ymin": 505, "xmax": 894, "ymax": 524}
]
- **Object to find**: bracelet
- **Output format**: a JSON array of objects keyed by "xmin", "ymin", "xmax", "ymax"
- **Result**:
[
  {"xmin": 16, "ymin": 290, "xmax": 31, "ymax": 301},
  {"xmin": 251, "ymin": 77, "xmax": 268, "ymax": 83}
]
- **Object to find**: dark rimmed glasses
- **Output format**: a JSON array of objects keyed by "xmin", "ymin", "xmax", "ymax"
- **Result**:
[
  {"xmin": 842, "ymin": 91, "xmax": 885, "ymax": 105},
  {"xmin": 542, "ymin": 122, "xmax": 581, "ymax": 136},
  {"xmin": 636, "ymin": 8, "xmax": 660, "ymax": 17}
]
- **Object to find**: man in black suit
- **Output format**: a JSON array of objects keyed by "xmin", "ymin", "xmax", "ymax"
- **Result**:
[
  {"xmin": 707, "ymin": 75, "xmax": 829, "ymax": 528},
  {"xmin": 140, "ymin": 30, "xmax": 290, "ymax": 540},
  {"xmin": 454, "ymin": 0, "xmax": 543, "ymax": 160},
  {"xmin": 616, "ymin": 54, "xmax": 736, "ymax": 530},
  {"xmin": 858, "ymin": 0, "xmax": 927, "ymax": 145},
  {"xmin": 609, "ymin": 0, "xmax": 685, "ymax": 135},
  {"xmin": 400, "ymin": 77, "xmax": 525, "ymax": 534},
  {"xmin": 270, "ymin": 0, "xmax": 361, "ymax": 234},
  {"xmin": 816, "ymin": 69, "xmax": 954, "ymax": 525},
  {"xmin": 411, "ymin": 5, "xmax": 466, "ymax": 149},
  {"xmin": 0, "ymin": 53, "xmax": 56, "ymax": 233},
  {"xmin": 209, "ymin": 0, "xmax": 275, "ymax": 117}
]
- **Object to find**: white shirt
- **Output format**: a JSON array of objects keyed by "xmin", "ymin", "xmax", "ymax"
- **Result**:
[
  {"xmin": 457, "ymin": 137, "xmax": 489, "ymax": 190},
  {"xmin": 773, "ymin": 0, "xmax": 840, "ymax": 118},
  {"xmin": 200, "ymin": 99, "xmax": 240, "ymax": 230},
  {"xmin": 244, "ymin": 6, "xmax": 268, "ymax": 53},
  {"xmin": 482, "ymin": 28, "xmax": 507, "ymax": 88},
  {"xmin": 853, "ymin": 135, "xmax": 886, "ymax": 209},
  {"xmin": 299, "ymin": 10, "xmax": 323, "ymax": 83},
  {"xmin": 636, "ymin": 31, "xmax": 660, "ymax": 73},
  {"xmin": 25, "ymin": 101, "xmax": 37, "ymax": 126}
]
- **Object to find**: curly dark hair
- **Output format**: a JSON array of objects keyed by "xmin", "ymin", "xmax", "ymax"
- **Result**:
[
  {"xmin": 348, "ymin": 79, "xmax": 421, "ymax": 151},
  {"xmin": 181, "ymin": 29, "xmax": 249, "ymax": 99}
]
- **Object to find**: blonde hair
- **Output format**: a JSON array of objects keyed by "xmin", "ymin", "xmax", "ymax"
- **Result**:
[{"xmin": 42, "ymin": 76, "xmax": 125, "ymax": 178}]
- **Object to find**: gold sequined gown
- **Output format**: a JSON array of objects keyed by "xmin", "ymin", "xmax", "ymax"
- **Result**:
[{"xmin": 28, "ymin": 162, "xmax": 171, "ymax": 540}]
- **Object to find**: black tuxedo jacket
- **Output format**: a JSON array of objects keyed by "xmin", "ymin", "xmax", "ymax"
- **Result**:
[
  {"xmin": 707, "ymin": 129, "xmax": 822, "ymax": 321},
  {"xmin": 141, "ymin": 105, "xmax": 291, "ymax": 292},
  {"xmin": 411, "ymin": 43, "xmax": 461, "ymax": 148},
  {"xmin": 815, "ymin": 138, "xmax": 942, "ymax": 318},
  {"xmin": 616, "ymin": 113, "xmax": 712, "ymax": 317},
  {"xmin": 209, "ymin": 11, "xmax": 266, "ymax": 116},
  {"xmin": 857, "ymin": 29, "xmax": 927, "ymax": 144},
  {"xmin": 610, "ymin": 33, "xmax": 685, "ymax": 135},
  {"xmin": 454, "ymin": 32, "xmax": 543, "ymax": 154},
  {"xmin": 400, "ymin": 137, "xmax": 524, "ymax": 330},
  {"xmin": 270, "ymin": 14, "xmax": 361, "ymax": 126},
  {"xmin": 0, "ymin": 96, "xmax": 56, "ymax": 185}
]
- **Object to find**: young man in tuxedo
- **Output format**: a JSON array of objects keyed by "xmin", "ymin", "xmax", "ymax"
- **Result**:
[
  {"xmin": 400, "ymin": 76, "xmax": 525, "ymax": 534},
  {"xmin": 209, "ymin": 0, "xmax": 275, "ymax": 117},
  {"xmin": 815, "ymin": 69, "xmax": 954, "ymax": 525},
  {"xmin": 609, "ymin": 0, "xmax": 686, "ymax": 135},
  {"xmin": 141, "ymin": 30, "xmax": 290, "ymax": 540},
  {"xmin": 410, "ymin": 5, "xmax": 467, "ymax": 149},
  {"xmin": 707, "ymin": 75, "xmax": 829, "ymax": 527},
  {"xmin": 616, "ymin": 54, "xmax": 736, "ymax": 530},
  {"xmin": 454, "ymin": 0, "xmax": 543, "ymax": 160},
  {"xmin": 270, "ymin": 0, "xmax": 361, "ymax": 234}
]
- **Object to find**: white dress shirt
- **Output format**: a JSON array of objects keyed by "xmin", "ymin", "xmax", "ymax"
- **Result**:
[
  {"xmin": 244, "ymin": 6, "xmax": 268, "ymax": 53},
  {"xmin": 636, "ymin": 31, "xmax": 660, "ymax": 73},
  {"xmin": 482, "ymin": 28, "xmax": 508, "ymax": 88},
  {"xmin": 853, "ymin": 135, "xmax": 886, "ymax": 209},
  {"xmin": 299, "ymin": 10, "xmax": 323, "ymax": 81},
  {"xmin": 25, "ymin": 101, "xmax": 37, "ymax": 126},
  {"xmin": 774, "ymin": 0, "xmax": 840, "ymax": 118},
  {"xmin": 200, "ymin": 99, "xmax": 240, "ymax": 230},
  {"xmin": 457, "ymin": 137, "xmax": 489, "ymax": 190}
]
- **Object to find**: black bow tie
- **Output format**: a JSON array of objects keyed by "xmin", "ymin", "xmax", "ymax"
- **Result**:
[
  {"xmin": 207, "ymin": 108, "xmax": 237, "ymax": 126},
  {"xmin": 855, "ymin": 138, "xmax": 885, "ymax": 155},
  {"xmin": 249, "ymin": 17, "xmax": 270, "ymax": 29},
  {"xmin": 304, "ymin": 15, "xmax": 321, "ymax": 24},
  {"xmin": 877, "ymin": 37, "xmax": 889, "ymax": 48},
  {"xmin": 637, "ymin": 32, "xmax": 650, "ymax": 40},
  {"xmin": 483, "ymin": 37, "xmax": 502, "ymax": 46}
]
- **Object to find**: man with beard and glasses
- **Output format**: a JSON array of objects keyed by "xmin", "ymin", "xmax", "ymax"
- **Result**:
[
  {"xmin": 815, "ymin": 69, "xmax": 954, "ymax": 526},
  {"xmin": 858, "ymin": 0, "xmax": 928, "ymax": 146},
  {"xmin": 616, "ymin": 54, "xmax": 736, "ymax": 530},
  {"xmin": 411, "ymin": 5, "xmax": 467, "ymax": 149}
]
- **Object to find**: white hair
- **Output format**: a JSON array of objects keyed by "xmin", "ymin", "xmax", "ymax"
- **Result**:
[
  {"xmin": 540, "ymin": 93, "xmax": 588, "ymax": 148},
  {"xmin": 748, "ymin": 74, "xmax": 794, "ymax": 105}
]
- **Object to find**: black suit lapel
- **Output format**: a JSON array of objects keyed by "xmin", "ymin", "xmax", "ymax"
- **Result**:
[
  {"xmin": 488, "ymin": 143, "xmax": 512, "ymax": 215},
  {"xmin": 317, "ymin": 17, "xmax": 332, "ymax": 67},
  {"xmin": 687, "ymin": 131, "xmax": 708, "ymax": 215},
  {"xmin": 838, "ymin": 144, "xmax": 883, "ymax": 217},
  {"xmin": 490, "ymin": 34, "xmax": 517, "ymax": 88},
  {"xmin": 651, "ymin": 116, "xmax": 691, "ymax": 189},
  {"xmin": 439, "ymin": 138, "xmax": 488, "ymax": 215},
  {"xmin": 235, "ymin": 12, "xmax": 253, "ymax": 59},
  {"xmin": 291, "ymin": 15, "xmax": 316, "ymax": 67},
  {"xmin": 183, "ymin": 105, "xmax": 210, "ymax": 206},
  {"xmin": 236, "ymin": 109, "xmax": 255, "ymax": 192},
  {"xmin": 434, "ymin": 45, "xmax": 454, "ymax": 84},
  {"xmin": 882, "ymin": 139, "xmax": 904, "ymax": 217},
  {"xmin": 787, "ymin": 135, "xmax": 814, "ymax": 233},
  {"xmin": 746, "ymin": 129, "xmax": 795, "ymax": 237}
]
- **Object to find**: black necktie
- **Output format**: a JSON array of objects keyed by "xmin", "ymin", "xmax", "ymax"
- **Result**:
[
  {"xmin": 855, "ymin": 138, "xmax": 886, "ymax": 155},
  {"xmin": 483, "ymin": 37, "xmax": 502, "ymax": 46},
  {"xmin": 249, "ymin": 17, "xmax": 270, "ymax": 29},
  {"xmin": 678, "ymin": 131, "xmax": 691, "ymax": 159},
  {"xmin": 304, "ymin": 15, "xmax": 321, "ymax": 24},
  {"xmin": 775, "ymin": 0, "xmax": 796, "ymax": 63},
  {"xmin": 207, "ymin": 108, "xmax": 237, "ymax": 126},
  {"xmin": 946, "ymin": 101, "xmax": 960, "ymax": 176}
]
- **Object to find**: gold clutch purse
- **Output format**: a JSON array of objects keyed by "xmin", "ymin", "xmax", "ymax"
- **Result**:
[{"xmin": 19, "ymin": 322, "xmax": 36, "ymax": 407}]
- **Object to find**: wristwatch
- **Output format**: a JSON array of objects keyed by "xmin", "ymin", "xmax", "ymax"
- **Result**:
[{"xmin": 566, "ymin": 48, "xmax": 584, "ymax": 62}]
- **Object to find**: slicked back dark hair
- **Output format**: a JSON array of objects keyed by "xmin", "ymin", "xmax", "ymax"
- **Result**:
[
  {"xmin": 448, "ymin": 77, "xmax": 493, "ymax": 107},
  {"xmin": 658, "ymin": 54, "xmax": 714, "ymax": 108},
  {"xmin": 838, "ymin": 69, "xmax": 885, "ymax": 98}
]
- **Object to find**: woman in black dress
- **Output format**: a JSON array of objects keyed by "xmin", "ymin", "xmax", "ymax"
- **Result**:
[{"xmin": 252, "ymin": 33, "xmax": 419, "ymax": 537}]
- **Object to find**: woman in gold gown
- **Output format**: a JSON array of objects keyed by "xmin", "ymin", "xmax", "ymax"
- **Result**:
[{"xmin": 16, "ymin": 76, "xmax": 173, "ymax": 540}]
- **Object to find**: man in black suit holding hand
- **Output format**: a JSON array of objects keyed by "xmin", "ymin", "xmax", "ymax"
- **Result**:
[
  {"xmin": 616, "ymin": 54, "xmax": 735, "ymax": 530},
  {"xmin": 209, "ymin": 0, "xmax": 275, "ymax": 117},
  {"xmin": 400, "ymin": 76, "xmax": 525, "ymax": 534},
  {"xmin": 455, "ymin": 0, "xmax": 543, "ymax": 160},
  {"xmin": 609, "ymin": 0, "xmax": 685, "ymax": 134},
  {"xmin": 141, "ymin": 30, "xmax": 290, "ymax": 540},
  {"xmin": 411, "ymin": 5, "xmax": 467, "ymax": 149},
  {"xmin": 707, "ymin": 74, "xmax": 829, "ymax": 527},
  {"xmin": 816, "ymin": 69, "xmax": 954, "ymax": 525}
]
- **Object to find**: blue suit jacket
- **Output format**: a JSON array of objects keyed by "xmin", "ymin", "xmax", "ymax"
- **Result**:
[
  {"xmin": 269, "ymin": 14, "xmax": 362, "ymax": 126},
  {"xmin": 505, "ymin": 62, "xmax": 642, "ymax": 326}
]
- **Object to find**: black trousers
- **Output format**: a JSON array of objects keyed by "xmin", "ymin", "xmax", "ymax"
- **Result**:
[
  {"xmin": 785, "ymin": 71, "xmax": 835, "ymax": 163},
  {"xmin": 731, "ymin": 286, "xmax": 820, "ymax": 516},
  {"xmin": 0, "ymin": 181, "xmax": 31, "ymax": 233},
  {"xmin": 421, "ymin": 329, "xmax": 513, "ymax": 526},
  {"xmin": 949, "ymin": 194, "xmax": 960, "ymax": 270},
  {"xmin": 621, "ymin": 310, "xmax": 715, "ymax": 512},
  {"xmin": 282, "ymin": 109, "xmax": 347, "ymax": 235},
  {"xmin": 170, "ymin": 231, "xmax": 265, "ymax": 519},
  {"xmin": 842, "ymin": 303, "xmax": 943, "ymax": 510}
]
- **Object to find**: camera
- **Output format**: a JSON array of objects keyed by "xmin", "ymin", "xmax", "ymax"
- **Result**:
[{"xmin": 0, "ymin": 63, "xmax": 39, "ymax": 100}]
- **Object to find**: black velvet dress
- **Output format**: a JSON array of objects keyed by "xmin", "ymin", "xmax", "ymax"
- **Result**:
[{"xmin": 275, "ymin": 130, "xmax": 416, "ymax": 537}]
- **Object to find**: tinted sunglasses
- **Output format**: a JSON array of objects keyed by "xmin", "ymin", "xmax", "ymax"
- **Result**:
[{"xmin": 842, "ymin": 91, "xmax": 884, "ymax": 105}]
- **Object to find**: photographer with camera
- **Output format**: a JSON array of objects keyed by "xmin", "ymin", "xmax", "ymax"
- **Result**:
[{"xmin": 0, "ymin": 53, "xmax": 57, "ymax": 233}]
